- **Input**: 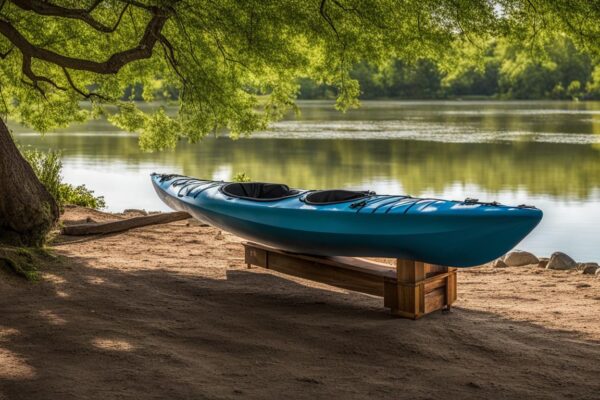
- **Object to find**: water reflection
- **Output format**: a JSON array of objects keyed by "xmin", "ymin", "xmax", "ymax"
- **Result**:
[{"xmin": 15, "ymin": 135, "xmax": 600, "ymax": 199}]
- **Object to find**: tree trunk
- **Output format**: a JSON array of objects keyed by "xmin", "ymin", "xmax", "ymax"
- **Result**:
[{"xmin": 0, "ymin": 118, "xmax": 59, "ymax": 246}]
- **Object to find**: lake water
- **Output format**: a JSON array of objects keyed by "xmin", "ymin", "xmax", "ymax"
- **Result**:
[{"xmin": 13, "ymin": 100, "xmax": 600, "ymax": 261}]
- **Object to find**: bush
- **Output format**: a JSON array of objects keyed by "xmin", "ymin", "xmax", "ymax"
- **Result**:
[
  {"xmin": 57, "ymin": 184, "xmax": 106, "ymax": 210},
  {"xmin": 20, "ymin": 148, "xmax": 106, "ymax": 210}
]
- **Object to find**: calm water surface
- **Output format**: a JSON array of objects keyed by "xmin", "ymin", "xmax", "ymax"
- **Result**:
[{"xmin": 13, "ymin": 101, "xmax": 600, "ymax": 261}]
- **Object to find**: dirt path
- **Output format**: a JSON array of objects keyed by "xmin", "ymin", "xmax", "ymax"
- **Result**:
[{"xmin": 1, "ymin": 207, "xmax": 599, "ymax": 399}]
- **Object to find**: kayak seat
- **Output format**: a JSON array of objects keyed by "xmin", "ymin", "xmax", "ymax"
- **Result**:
[
  {"xmin": 222, "ymin": 182, "xmax": 301, "ymax": 201},
  {"xmin": 305, "ymin": 190, "xmax": 370, "ymax": 205}
]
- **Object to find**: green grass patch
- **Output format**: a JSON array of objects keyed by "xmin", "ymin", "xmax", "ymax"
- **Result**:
[{"xmin": 0, "ymin": 246, "xmax": 54, "ymax": 281}]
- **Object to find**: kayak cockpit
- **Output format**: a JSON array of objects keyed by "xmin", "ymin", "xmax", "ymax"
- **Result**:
[
  {"xmin": 222, "ymin": 182, "xmax": 302, "ymax": 201},
  {"xmin": 304, "ymin": 190, "xmax": 372, "ymax": 205}
]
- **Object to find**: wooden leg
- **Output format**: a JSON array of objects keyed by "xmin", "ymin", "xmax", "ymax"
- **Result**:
[
  {"xmin": 389, "ymin": 259, "xmax": 426, "ymax": 319},
  {"xmin": 389, "ymin": 259, "xmax": 456, "ymax": 318}
]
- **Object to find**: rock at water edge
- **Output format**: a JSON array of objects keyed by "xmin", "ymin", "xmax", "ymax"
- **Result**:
[
  {"xmin": 580, "ymin": 263, "xmax": 599, "ymax": 275},
  {"xmin": 546, "ymin": 252, "xmax": 577, "ymax": 270},
  {"xmin": 504, "ymin": 250, "xmax": 539, "ymax": 267}
]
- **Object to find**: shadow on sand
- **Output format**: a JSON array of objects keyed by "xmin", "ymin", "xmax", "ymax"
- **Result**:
[{"xmin": 0, "ymin": 254, "xmax": 599, "ymax": 400}]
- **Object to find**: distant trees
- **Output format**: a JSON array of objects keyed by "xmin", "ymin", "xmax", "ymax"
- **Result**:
[{"xmin": 300, "ymin": 36, "xmax": 600, "ymax": 101}]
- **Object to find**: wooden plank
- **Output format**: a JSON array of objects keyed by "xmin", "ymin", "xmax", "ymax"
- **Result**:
[
  {"xmin": 245, "ymin": 245, "xmax": 267, "ymax": 267},
  {"xmin": 424, "ymin": 287, "xmax": 446, "ymax": 314},
  {"xmin": 424, "ymin": 275, "xmax": 447, "ymax": 293},
  {"xmin": 260, "ymin": 250, "xmax": 387, "ymax": 296},
  {"xmin": 447, "ymin": 268, "xmax": 458, "ymax": 304},
  {"xmin": 424, "ymin": 263, "xmax": 448, "ymax": 278},
  {"xmin": 328, "ymin": 256, "xmax": 397, "ymax": 278},
  {"xmin": 244, "ymin": 242, "xmax": 396, "ymax": 279}
]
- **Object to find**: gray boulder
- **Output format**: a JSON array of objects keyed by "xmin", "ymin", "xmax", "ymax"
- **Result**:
[
  {"xmin": 579, "ymin": 263, "xmax": 599, "ymax": 275},
  {"xmin": 504, "ymin": 250, "xmax": 539, "ymax": 267},
  {"xmin": 546, "ymin": 252, "xmax": 577, "ymax": 270}
]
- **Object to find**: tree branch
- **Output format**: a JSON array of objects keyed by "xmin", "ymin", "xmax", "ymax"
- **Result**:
[
  {"xmin": 319, "ymin": 0, "xmax": 339, "ymax": 39},
  {"xmin": 9, "ymin": 0, "xmax": 126, "ymax": 33},
  {"xmin": 0, "ymin": 8, "xmax": 169, "ymax": 75},
  {"xmin": 116, "ymin": 0, "xmax": 153, "ymax": 12},
  {"xmin": 158, "ymin": 33, "xmax": 185, "ymax": 82},
  {"xmin": 87, "ymin": 0, "xmax": 103, "ymax": 13},
  {"xmin": 21, "ymin": 53, "xmax": 66, "ymax": 96},
  {"xmin": 0, "ymin": 45, "xmax": 12, "ymax": 58},
  {"xmin": 61, "ymin": 66, "xmax": 108, "ymax": 100}
]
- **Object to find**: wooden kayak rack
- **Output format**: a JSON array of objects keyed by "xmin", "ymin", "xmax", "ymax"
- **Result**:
[{"xmin": 243, "ymin": 242, "xmax": 457, "ymax": 319}]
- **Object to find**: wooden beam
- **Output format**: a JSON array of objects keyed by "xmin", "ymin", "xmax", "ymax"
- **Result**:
[{"xmin": 244, "ymin": 242, "xmax": 394, "ymax": 296}]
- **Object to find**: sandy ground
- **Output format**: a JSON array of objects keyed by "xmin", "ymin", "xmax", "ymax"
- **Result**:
[{"xmin": 0, "ymin": 206, "xmax": 599, "ymax": 400}]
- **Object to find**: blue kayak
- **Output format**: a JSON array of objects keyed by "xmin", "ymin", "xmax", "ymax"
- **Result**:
[{"xmin": 151, "ymin": 173, "xmax": 542, "ymax": 267}]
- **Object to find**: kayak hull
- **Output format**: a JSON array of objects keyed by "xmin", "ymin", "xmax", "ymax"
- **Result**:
[{"xmin": 152, "ymin": 174, "xmax": 543, "ymax": 267}]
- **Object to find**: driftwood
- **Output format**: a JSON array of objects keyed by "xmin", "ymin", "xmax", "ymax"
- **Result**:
[{"xmin": 62, "ymin": 211, "xmax": 192, "ymax": 236}]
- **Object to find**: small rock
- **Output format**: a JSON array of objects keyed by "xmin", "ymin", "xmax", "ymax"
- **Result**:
[
  {"xmin": 492, "ymin": 259, "xmax": 508, "ymax": 268},
  {"xmin": 124, "ymin": 208, "xmax": 148, "ymax": 216},
  {"xmin": 580, "ymin": 263, "xmax": 599, "ymax": 275},
  {"xmin": 215, "ymin": 231, "xmax": 224, "ymax": 240},
  {"xmin": 187, "ymin": 219, "xmax": 210, "ymax": 227},
  {"xmin": 546, "ymin": 252, "xmax": 577, "ymax": 270},
  {"xmin": 504, "ymin": 250, "xmax": 539, "ymax": 267},
  {"xmin": 85, "ymin": 217, "xmax": 97, "ymax": 223},
  {"xmin": 537, "ymin": 257, "xmax": 549, "ymax": 268},
  {"xmin": 596, "ymin": 268, "xmax": 600, "ymax": 277}
]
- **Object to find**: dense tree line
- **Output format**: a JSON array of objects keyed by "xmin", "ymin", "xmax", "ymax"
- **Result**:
[
  {"xmin": 299, "ymin": 36, "xmax": 600, "ymax": 101},
  {"xmin": 130, "ymin": 35, "xmax": 600, "ymax": 102}
]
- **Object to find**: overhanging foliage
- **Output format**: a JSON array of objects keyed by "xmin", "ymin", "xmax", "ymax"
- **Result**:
[{"xmin": 0, "ymin": 0, "xmax": 598, "ymax": 150}]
